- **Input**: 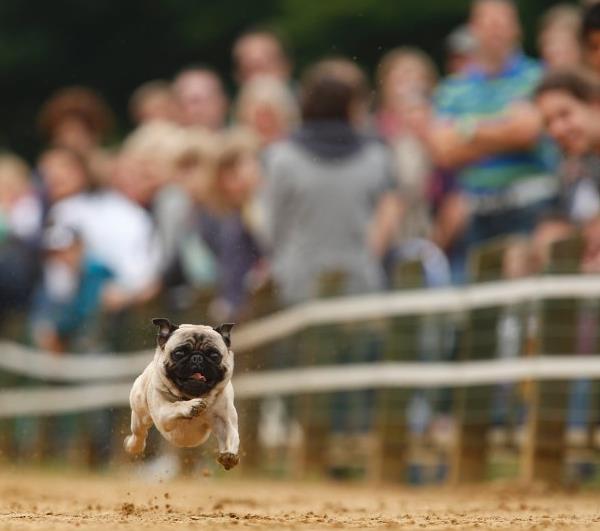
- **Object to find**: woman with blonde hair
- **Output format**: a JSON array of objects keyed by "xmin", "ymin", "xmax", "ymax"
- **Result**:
[
  {"xmin": 120, "ymin": 122, "xmax": 222, "ymax": 291},
  {"xmin": 375, "ymin": 47, "xmax": 438, "ymax": 141},
  {"xmin": 235, "ymin": 75, "xmax": 299, "ymax": 147},
  {"xmin": 117, "ymin": 120, "xmax": 186, "ymax": 207},
  {"xmin": 375, "ymin": 48, "xmax": 439, "ymax": 243}
]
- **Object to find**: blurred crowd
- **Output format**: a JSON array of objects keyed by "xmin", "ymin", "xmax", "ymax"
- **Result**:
[{"xmin": 3, "ymin": 0, "xmax": 600, "ymax": 356}]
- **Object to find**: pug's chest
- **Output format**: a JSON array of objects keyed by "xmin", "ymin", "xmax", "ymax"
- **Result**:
[{"xmin": 158, "ymin": 415, "xmax": 213, "ymax": 447}]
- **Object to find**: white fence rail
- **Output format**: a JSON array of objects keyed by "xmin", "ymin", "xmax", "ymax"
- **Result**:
[
  {"xmin": 1, "ymin": 355, "xmax": 600, "ymax": 417},
  {"xmin": 2, "ymin": 275, "xmax": 600, "ymax": 417}
]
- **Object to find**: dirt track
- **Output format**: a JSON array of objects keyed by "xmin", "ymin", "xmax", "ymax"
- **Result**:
[{"xmin": 1, "ymin": 467, "xmax": 600, "ymax": 530}]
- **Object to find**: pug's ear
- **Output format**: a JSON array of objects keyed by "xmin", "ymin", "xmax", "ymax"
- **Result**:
[
  {"xmin": 152, "ymin": 318, "xmax": 179, "ymax": 349},
  {"xmin": 213, "ymin": 323, "xmax": 235, "ymax": 347}
]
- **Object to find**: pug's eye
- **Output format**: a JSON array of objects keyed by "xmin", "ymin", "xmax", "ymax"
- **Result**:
[
  {"xmin": 205, "ymin": 349, "xmax": 221, "ymax": 361},
  {"xmin": 172, "ymin": 350, "xmax": 186, "ymax": 361}
]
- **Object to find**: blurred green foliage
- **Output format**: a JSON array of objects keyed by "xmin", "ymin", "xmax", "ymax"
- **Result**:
[{"xmin": 0, "ymin": 0, "xmax": 573, "ymax": 160}]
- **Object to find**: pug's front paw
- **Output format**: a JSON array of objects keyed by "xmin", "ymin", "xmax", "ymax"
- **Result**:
[
  {"xmin": 181, "ymin": 398, "xmax": 207, "ymax": 418},
  {"xmin": 217, "ymin": 452, "xmax": 239, "ymax": 470}
]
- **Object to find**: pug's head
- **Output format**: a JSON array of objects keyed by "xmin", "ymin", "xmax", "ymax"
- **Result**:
[{"xmin": 152, "ymin": 318, "xmax": 234, "ymax": 398}]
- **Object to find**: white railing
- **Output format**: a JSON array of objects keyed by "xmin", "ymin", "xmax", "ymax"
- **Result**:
[{"xmin": 1, "ymin": 274, "xmax": 600, "ymax": 417}]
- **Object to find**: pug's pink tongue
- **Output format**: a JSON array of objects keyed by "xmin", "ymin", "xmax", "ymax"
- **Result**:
[{"xmin": 191, "ymin": 372, "xmax": 206, "ymax": 381}]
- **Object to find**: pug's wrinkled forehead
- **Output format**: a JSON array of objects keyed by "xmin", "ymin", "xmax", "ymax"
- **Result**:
[
  {"xmin": 171, "ymin": 325, "xmax": 225, "ymax": 351},
  {"xmin": 152, "ymin": 318, "xmax": 234, "ymax": 350}
]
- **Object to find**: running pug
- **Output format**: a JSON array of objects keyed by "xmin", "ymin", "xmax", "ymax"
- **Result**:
[{"xmin": 124, "ymin": 318, "xmax": 239, "ymax": 470}]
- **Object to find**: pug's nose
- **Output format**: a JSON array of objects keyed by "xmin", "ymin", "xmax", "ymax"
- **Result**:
[{"xmin": 191, "ymin": 354, "xmax": 202, "ymax": 365}]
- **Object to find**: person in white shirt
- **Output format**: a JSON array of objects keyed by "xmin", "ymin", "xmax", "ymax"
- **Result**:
[{"xmin": 48, "ymin": 172, "xmax": 163, "ymax": 312}]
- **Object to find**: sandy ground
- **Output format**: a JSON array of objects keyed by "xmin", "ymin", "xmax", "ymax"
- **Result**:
[{"xmin": 1, "ymin": 467, "xmax": 600, "ymax": 530}]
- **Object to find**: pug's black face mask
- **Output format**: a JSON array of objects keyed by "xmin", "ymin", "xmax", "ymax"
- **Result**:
[{"xmin": 165, "ymin": 345, "xmax": 225, "ymax": 397}]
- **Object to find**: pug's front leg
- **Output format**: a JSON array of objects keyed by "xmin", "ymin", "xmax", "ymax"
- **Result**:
[
  {"xmin": 156, "ymin": 398, "xmax": 207, "ymax": 432},
  {"xmin": 213, "ymin": 404, "xmax": 240, "ymax": 470}
]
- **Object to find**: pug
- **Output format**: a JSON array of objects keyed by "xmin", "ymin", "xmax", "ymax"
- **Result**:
[{"xmin": 124, "ymin": 318, "xmax": 240, "ymax": 470}]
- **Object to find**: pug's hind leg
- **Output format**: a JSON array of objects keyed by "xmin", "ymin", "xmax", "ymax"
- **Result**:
[{"xmin": 124, "ymin": 409, "xmax": 152, "ymax": 455}]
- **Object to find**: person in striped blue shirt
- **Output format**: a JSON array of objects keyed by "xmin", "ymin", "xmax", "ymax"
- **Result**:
[{"xmin": 429, "ymin": 0, "xmax": 558, "ymax": 283}]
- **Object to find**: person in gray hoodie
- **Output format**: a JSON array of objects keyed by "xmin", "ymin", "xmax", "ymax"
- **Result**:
[{"xmin": 263, "ymin": 57, "xmax": 401, "ymax": 305}]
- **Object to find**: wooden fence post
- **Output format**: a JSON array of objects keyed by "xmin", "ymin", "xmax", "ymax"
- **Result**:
[
  {"xmin": 451, "ymin": 237, "xmax": 510, "ymax": 483},
  {"xmin": 375, "ymin": 260, "xmax": 424, "ymax": 483},
  {"xmin": 520, "ymin": 235, "xmax": 583, "ymax": 484},
  {"xmin": 236, "ymin": 279, "xmax": 280, "ymax": 476},
  {"xmin": 297, "ymin": 271, "xmax": 347, "ymax": 478},
  {"xmin": 0, "ymin": 312, "xmax": 36, "ymax": 462}
]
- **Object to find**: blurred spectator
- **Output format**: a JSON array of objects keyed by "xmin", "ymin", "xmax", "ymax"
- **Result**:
[
  {"xmin": 535, "ymin": 4, "xmax": 582, "ymax": 174},
  {"xmin": 264, "ymin": 57, "xmax": 400, "ymax": 304},
  {"xmin": 376, "ymin": 47, "xmax": 438, "ymax": 141},
  {"xmin": 535, "ymin": 70, "xmax": 600, "ymax": 162},
  {"xmin": 48, "ymin": 158, "xmax": 162, "ymax": 313},
  {"xmin": 430, "ymin": 0, "xmax": 553, "ymax": 283},
  {"xmin": 535, "ymin": 70, "xmax": 600, "ymax": 220},
  {"xmin": 0, "ymin": 154, "xmax": 42, "ymax": 243},
  {"xmin": 38, "ymin": 147, "xmax": 91, "ymax": 218},
  {"xmin": 538, "ymin": 4, "xmax": 582, "ymax": 70},
  {"xmin": 375, "ymin": 48, "xmax": 438, "ymax": 242},
  {"xmin": 0, "ymin": 154, "xmax": 41, "ymax": 323},
  {"xmin": 155, "ymin": 126, "xmax": 220, "ymax": 285},
  {"xmin": 209, "ymin": 128, "xmax": 264, "ymax": 319},
  {"xmin": 534, "ymin": 70, "xmax": 600, "ymax": 271},
  {"xmin": 129, "ymin": 80, "xmax": 181, "ymax": 125},
  {"xmin": 214, "ymin": 129, "xmax": 262, "ymax": 217},
  {"xmin": 29, "ymin": 226, "xmax": 113, "ymax": 353},
  {"xmin": 235, "ymin": 76, "xmax": 299, "ymax": 147},
  {"xmin": 38, "ymin": 86, "xmax": 115, "ymax": 184},
  {"xmin": 27, "ymin": 225, "xmax": 116, "ymax": 467},
  {"xmin": 172, "ymin": 67, "xmax": 229, "ymax": 130},
  {"xmin": 445, "ymin": 25, "xmax": 478, "ymax": 75},
  {"xmin": 169, "ymin": 128, "xmax": 219, "ymax": 205},
  {"xmin": 118, "ymin": 121, "xmax": 223, "ymax": 300},
  {"xmin": 582, "ymin": 2, "xmax": 600, "ymax": 74},
  {"xmin": 116, "ymin": 120, "xmax": 183, "ymax": 209},
  {"xmin": 232, "ymin": 29, "xmax": 292, "ymax": 86}
]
